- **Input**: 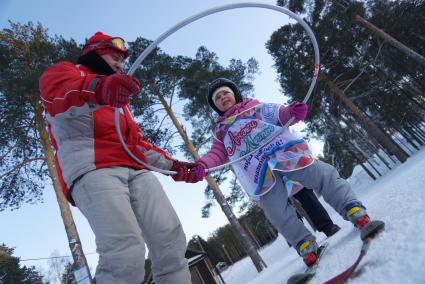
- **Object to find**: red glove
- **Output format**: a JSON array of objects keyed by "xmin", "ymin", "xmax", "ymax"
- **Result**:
[
  {"xmin": 170, "ymin": 160, "xmax": 205, "ymax": 183},
  {"xmin": 288, "ymin": 101, "xmax": 308, "ymax": 121},
  {"xmin": 95, "ymin": 73, "xmax": 140, "ymax": 107}
]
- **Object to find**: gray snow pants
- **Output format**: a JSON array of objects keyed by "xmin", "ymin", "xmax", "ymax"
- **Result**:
[
  {"xmin": 260, "ymin": 160, "xmax": 357, "ymax": 247},
  {"xmin": 71, "ymin": 167, "xmax": 191, "ymax": 284}
]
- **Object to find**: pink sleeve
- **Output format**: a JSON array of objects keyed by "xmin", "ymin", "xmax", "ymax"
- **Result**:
[
  {"xmin": 278, "ymin": 105, "xmax": 300, "ymax": 126},
  {"xmin": 197, "ymin": 138, "xmax": 228, "ymax": 169}
]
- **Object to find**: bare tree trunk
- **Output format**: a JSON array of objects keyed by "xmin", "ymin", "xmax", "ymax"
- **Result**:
[
  {"xmin": 405, "ymin": 126, "xmax": 424, "ymax": 146},
  {"xmin": 371, "ymin": 63, "xmax": 425, "ymax": 111},
  {"xmin": 353, "ymin": 15, "xmax": 425, "ymax": 66},
  {"xmin": 400, "ymin": 129, "xmax": 421, "ymax": 149},
  {"xmin": 33, "ymin": 99, "xmax": 92, "ymax": 282},
  {"xmin": 374, "ymin": 150, "xmax": 392, "ymax": 170},
  {"xmin": 153, "ymin": 87, "xmax": 267, "ymax": 272},
  {"xmin": 240, "ymin": 220, "xmax": 261, "ymax": 249},
  {"xmin": 366, "ymin": 159, "xmax": 382, "ymax": 177},
  {"xmin": 360, "ymin": 163, "xmax": 376, "ymax": 180},
  {"xmin": 410, "ymin": 123, "xmax": 425, "ymax": 142},
  {"xmin": 321, "ymin": 73, "xmax": 409, "ymax": 163},
  {"xmin": 376, "ymin": 144, "xmax": 398, "ymax": 165},
  {"xmin": 391, "ymin": 131, "xmax": 414, "ymax": 154},
  {"xmin": 331, "ymin": 0, "xmax": 425, "ymax": 66},
  {"xmin": 344, "ymin": 118, "xmax": 393, "ymax": 170}
]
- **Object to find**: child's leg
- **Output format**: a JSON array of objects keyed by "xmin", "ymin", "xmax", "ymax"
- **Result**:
[
  {"xmin": 260, "ymin": 173, "xmax": 315, "ymax": 247},
  {"xmin": 284, "ymin": 160, "xmax": 360, "ymax": 218}
]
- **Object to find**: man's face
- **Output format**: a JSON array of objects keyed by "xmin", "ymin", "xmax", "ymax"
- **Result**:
[{"xmin": 100, "ymin": 52, "xmax": 125, "ymax": 73}]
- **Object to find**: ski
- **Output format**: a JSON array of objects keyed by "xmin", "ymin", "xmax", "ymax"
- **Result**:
[
  {"xmin": 286, "ymin": 242, "xmax": 329, "ymax": 284},
  {"xmin": 323, "ymin": 237, "xmax": 371, "ymax": 284},
  {"xmin": 287, "ymin": 220, "xmax": 384, "ymax": 284},
  {"xmin": 323, "ymin": 220, "xmax": 385, "ymax": 284}
]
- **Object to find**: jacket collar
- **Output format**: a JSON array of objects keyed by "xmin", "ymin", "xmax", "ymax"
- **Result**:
[{"xmin": 217, "ymin": 98, "xmax": 261, "ymax": 123}]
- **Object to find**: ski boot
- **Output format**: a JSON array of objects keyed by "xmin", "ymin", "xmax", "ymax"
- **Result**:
[
  {"xmin": 296, "ymin": 239, "xmax": 319, "ymax": 267},
  {"xmin": 344, "ymin": 201, "xmax": 385, "ymax": 240},
  {"xmin": 344, "ymin": 201, "xmax": 370, "ymax": 229}
]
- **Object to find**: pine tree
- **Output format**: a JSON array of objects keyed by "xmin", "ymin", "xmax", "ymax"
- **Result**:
[
  {"xmin": 270, "ymin": 0, "xmax": 425, "ymax": 175},
  {"xmin": 332, "ymin": 0, "xmax": 425, "ymax": 66},
  {"xmin": 61, "ymin": 262, "xmax": 76, "ymax": 284},
  {"xmin": 0, "ymin": 243, "xmax": 44, "ymax": 283},
  {"xmin": 0, "ymin": 21, "xmax": 91, "ymax": 281}
]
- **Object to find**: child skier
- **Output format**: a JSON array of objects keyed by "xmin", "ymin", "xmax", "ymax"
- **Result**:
[{"xmin": 193, "ymin": 77, "xmax": 382, "ymax": 267}]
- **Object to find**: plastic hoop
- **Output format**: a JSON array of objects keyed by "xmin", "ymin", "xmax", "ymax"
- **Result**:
[{"xmin": 115, "ymin": 2, "xmax": 320, "ymax": 175}]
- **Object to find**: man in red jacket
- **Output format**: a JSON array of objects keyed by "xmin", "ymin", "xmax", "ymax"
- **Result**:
[{"xmin": 39, "ymin": 32, "xmax": 203, "ymax": 284}]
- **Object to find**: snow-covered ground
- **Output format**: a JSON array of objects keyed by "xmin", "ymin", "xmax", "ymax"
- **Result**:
[{"xmin": 221, "ymin": 148, "xmax": 425, "ymax": 284}]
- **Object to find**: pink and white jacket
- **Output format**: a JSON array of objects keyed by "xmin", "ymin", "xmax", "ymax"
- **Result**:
[{"xmin": 197, "ymin": 98, "xmax": 314, "ymax": 199}]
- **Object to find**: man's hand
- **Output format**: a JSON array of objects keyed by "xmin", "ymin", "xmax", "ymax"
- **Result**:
[{"xmin": 96, "ymin": 73, "xmax": 140, "ymax": 107}]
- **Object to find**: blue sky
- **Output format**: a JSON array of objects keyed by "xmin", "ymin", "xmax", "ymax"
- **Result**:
[{"xmin": 0, "ymin": 0, "xmax": 323, "ymax": 276}]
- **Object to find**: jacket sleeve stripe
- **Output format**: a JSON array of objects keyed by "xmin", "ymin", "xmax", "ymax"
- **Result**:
[{"xmin": 39, "ymin": 62, "xmax": 102, "ymax": 117}]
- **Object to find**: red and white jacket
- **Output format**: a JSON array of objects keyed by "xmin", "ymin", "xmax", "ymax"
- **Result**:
[{"xmin": 39, "ymin": 62, "xmax": 174, "ymax": 204}]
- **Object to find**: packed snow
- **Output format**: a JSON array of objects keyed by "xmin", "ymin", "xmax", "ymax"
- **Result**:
[{"xmin": 220, "ymin": 147, "xmax": 425, "ymax": 284}]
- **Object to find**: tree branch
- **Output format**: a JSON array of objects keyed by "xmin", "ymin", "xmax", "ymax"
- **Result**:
[
  {"xmin": 343, "ymin": 41, "xmax": 384, "ymax": 92},
  {"xmin": 0, "ymin": 157, "xmax": 45, "ymax": 180},
  {"xmin": 0, "ymin": 143, "xmax": 18, "ymax": 162}
]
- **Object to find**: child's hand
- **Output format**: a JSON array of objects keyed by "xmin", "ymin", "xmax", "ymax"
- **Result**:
[
  {"xmin": 289, "ymin": 101, "xmax": 308, "ymax": 121},
  {"xmin": 192, "ymin": 163, "xmax": 206, "ymax": 180}
]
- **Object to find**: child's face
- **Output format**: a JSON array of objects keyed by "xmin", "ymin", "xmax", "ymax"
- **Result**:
[{"xmin": 213, "ymin": 90, "xmax": 236, "ymax": 113}]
